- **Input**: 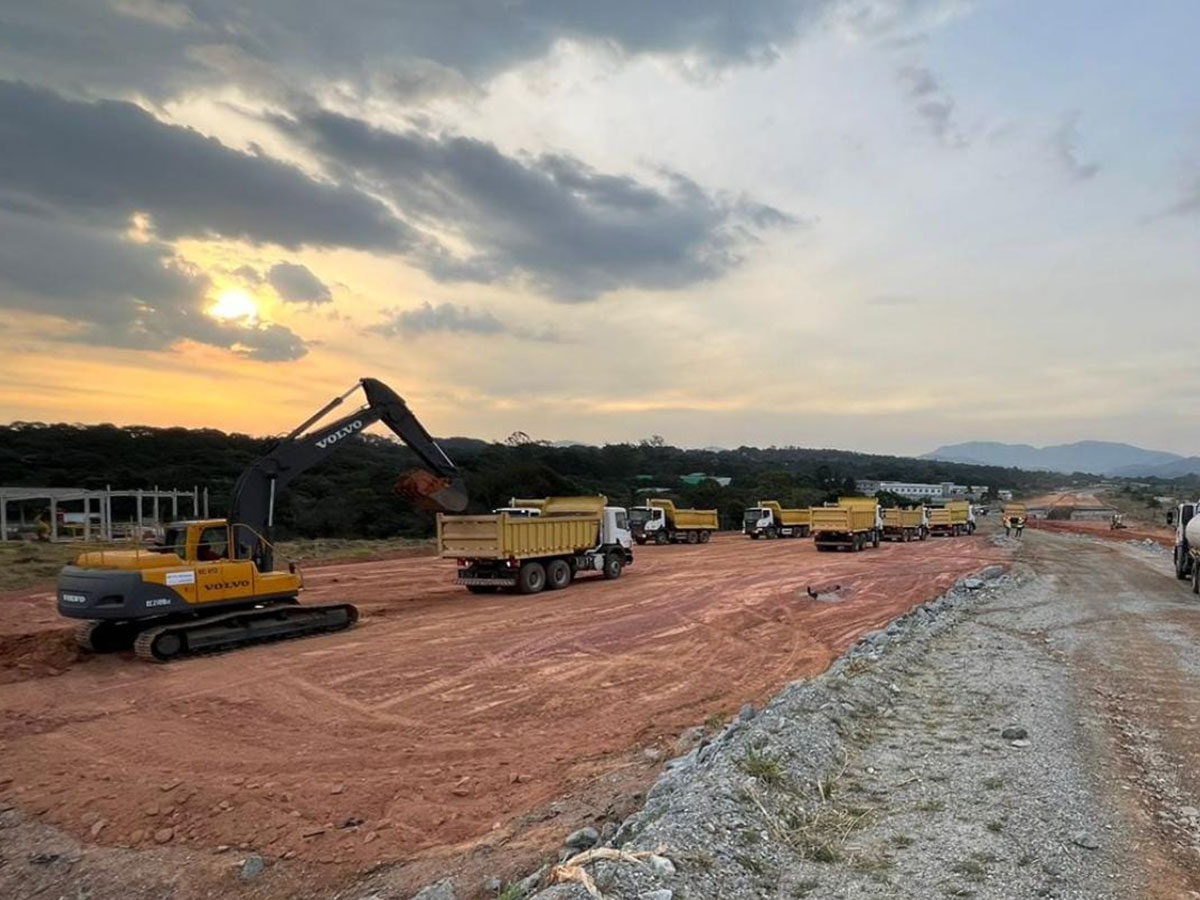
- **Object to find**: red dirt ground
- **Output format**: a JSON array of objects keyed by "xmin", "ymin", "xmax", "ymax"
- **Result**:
[
  {"xmin": 0, "ymin": 532, "xmax": 1006, "ymax": 898},
  {"xmin": 1029, "ymin": 518, "xmax": 1174, "ymax": 548}
]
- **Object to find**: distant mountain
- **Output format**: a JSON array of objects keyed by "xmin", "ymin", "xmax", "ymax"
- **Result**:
[
  {"xmin": 923, "ymin": 441, "xmax": 1185, "ymax": 476},
  {"xmin": 1109, "ymin": 457, "xmax": 1200, "ymax": 479}
]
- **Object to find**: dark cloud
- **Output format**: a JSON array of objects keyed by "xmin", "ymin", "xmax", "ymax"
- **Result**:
[
  {"xmin": 369, "ymin": 302, "xmax": 562, "ymax": 343},
  {"xmin": 897, "ymin": 64, "xmax": 962, "ymax": 146},
  {"xmin": 267, "ymin": 262, "xmax": 332, "ymax": 303},
  {"xmin": 0, "ymin": 2, "xmax": 947, "ymax": 103},
  {"xmin": 273, "ymin": 108, "xmax": 797, "ymax": 300},
  {"xmin": 0, "ymin": 80, "xmax": 406, "ymax": 251},
  {"xmin": 1050, "ymin": 113, "xmax": 1099, "ymax": 182},
  {"xmin": 0, "ymin": 206, "xmax": 307, "ymax": 361}
]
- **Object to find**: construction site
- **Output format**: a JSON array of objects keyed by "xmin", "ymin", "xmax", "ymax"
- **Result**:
[{"xmin": 0, "ymin": 388, "xmax": 1195, "ymax": 900}]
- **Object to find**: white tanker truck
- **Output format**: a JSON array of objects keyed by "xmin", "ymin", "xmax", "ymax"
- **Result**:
[{"xmin": 1172, "ymin": 501, "xmax": 1200, "ymax": 591}]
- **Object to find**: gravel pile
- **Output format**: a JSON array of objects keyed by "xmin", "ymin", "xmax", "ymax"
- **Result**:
[{"xmin": 508, "ymin": 563, "xmax": 1135, "ymax": 900}]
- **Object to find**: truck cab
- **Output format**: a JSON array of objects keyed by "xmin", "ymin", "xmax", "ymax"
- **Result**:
[{"xmin": 744, "ymin": 506, "xmax": 773, "ymax": 538}]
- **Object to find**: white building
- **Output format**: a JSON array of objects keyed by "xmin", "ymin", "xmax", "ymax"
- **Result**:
[{"xmin": 855, "ymin": 480, "xmax": 950, "ymax": 499}]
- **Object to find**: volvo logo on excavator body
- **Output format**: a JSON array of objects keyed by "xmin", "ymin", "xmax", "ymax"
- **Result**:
[{"xmin": 316, "ymin": 419, "xmax": 363, "ymax": 450}]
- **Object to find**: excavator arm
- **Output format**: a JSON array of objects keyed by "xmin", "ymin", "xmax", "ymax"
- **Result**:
[{"xmin": 228, "ymin": 378, "xmax": 467, "ymax": 568}]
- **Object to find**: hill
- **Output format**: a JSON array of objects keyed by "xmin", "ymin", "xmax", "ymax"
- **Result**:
[
  {"xmin": 924, "ymin": 440, "xmax": 1183, "ymax": 476},
  {"xmin": 0, "ymin": 422, "xmax": 1071, "ymax": 539}
]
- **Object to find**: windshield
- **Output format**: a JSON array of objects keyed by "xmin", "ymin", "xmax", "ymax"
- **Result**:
[
  {"xmin": 744, "ymin": 509, "xmax": 764, "ymax": 525},
  {"xmin": 153, "ymin": 527, "xmax": 187, "ymax": 556},
  {"xmin": 629, "ymin": 508, "xmax": 653, "ymax": 525}
]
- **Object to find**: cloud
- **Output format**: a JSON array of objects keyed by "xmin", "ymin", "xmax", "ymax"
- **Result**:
[
  {"xmin": 0, "ymin": 206, "xmax": 307, "ymax": 361},
  {"xmin": 0, "ymin": 2, "xmax": 961, "ymax": 104},
  {"xmin": 272, "ymin": 108, "xmax": 798, "ymax": 300},
  {"xmin": 369, "ymin": 301, "xmax": 563, "ymax": 343},
  {"xmin": 1049, "ymin": 112, "xmax": 1099, "ymax": 182},
  {"xmin": 267, "ymin": 262, "xmax": 332, "ymax": 304},
  {"xmin": 0, "ymin": 80, "xmax": 406, "ymax": 251},
  {"xmin": 896, "ymin": 64, "xmax": 963, "ymax": 146},
  {"xmin": 866, "ymin": 294, "xmax": 920, "ymax": 307},
  {"xmin": 1157, "ymin": 169, "xmax": 1200, "ymax": 219}
]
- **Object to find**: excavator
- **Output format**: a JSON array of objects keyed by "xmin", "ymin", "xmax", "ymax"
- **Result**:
[{"xmin": 56, "ymin": 378, "xmax": 467, "ymax": 662}]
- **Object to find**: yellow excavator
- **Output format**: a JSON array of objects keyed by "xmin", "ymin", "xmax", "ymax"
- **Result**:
[{"xmin": 57, "ymin": 378, "xmax": 467, "ymax": 661}]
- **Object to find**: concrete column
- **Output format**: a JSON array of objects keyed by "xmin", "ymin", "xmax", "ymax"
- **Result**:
[
  {"xmin": 153, "ymin": 486, "xmax": 159, "ymax": 525},
  {"xmin": 50, "ymin": 497, "xmax": 58, "ymax": 542},
  {"xmin": 193, "ymin": 486, "xmax": 199, "ymax": 518},
  {"xmin": 136, "ymin": 489, "xmax": 143, "ymax": 536},
  {"xmin": 203, "ymin": 487, "xmax": 209, "ymax": 518},
  {"xmin": 105, "ymin": 486, "xmax": 113, "ymax": 541},
  {"xmin": 172, "ymin": 491, "xmax": 179, "ymax": 520},
  {"xmin": 83, "ymin": 495, "xmax": 91, "ymax": 542}
]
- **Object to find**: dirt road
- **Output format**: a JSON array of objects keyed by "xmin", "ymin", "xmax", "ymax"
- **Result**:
[{"xmin": 0, "ymin": 532, "xmax": 1002, "ymax": 898}]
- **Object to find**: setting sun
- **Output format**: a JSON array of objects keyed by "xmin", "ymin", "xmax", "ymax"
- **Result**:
[{"xmin": 208, "ymin": 288, "xmax": 259, "ymax": 322}]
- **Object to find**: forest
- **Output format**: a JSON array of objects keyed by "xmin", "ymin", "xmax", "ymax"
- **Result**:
[{"xmin": 0, "ymin": 422, "xmax": 1084, "ymax": 538}]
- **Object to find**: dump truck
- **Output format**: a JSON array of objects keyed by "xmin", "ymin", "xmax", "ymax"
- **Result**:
[
  {"xmin": 629, "ymin": 499, "xmax": 719, "ymax": 545},
  {"xmin": 881, "ymin": 507, "xmax": 928, "ymax": 542},
  {"xmin": 438, "ymin": 495, "xmax": 633, "ymax": 594},
  {"xmin": 1002, "ymin": 502, "xmax": 1027, "ymax": 537},
  {"xmin": 811, "ymin": 497, "xmax": 882, "ymax": 552},
  {"xmin": 928, "ymin": 500, "xmax": 975, "ymax": 537},
  {"xmin": 743, "ymin": 501, "xmax": 811, "ymax": 539}
]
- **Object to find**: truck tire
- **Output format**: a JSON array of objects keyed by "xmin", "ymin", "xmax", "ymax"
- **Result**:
[
  {"xmin": 687, "ymin": 530, "xmax": 699, "ymax": 544},
  {"xmin": 1192, "ymin": 560, "xmax": 1199, "ymax": 595},
  {"xmin": 635, "ymin": 536, "xmax": 647, "ymax": 545},
  {"xmin": 517, "ymin": 561, "xmax": 547, "ymax": 594},
  {"xmin": 872, "ymin": 530, "xmax": 881, "ymax": 548},
  {"xmin": 749, "ymin": 532, "xmax": 760, "ymax": 540},
  {"xmin": 920, "ymin": 528, "xmax": 928, "ymax": 541},
  {"xmin": 603, "ymin": 551, "xmax": 624, "ymax": 580},
  {"xmin": 1175, "ymin": 546, "xmax": 1189, "ymax": 580},
  {"xmin": 655, "ymin": 532, "xmax": 669, "ymax": 545},
  {"xmin": 699, "ymin": 530, "xmax": 711, "ymax": 543},
  {"xmin": 546, "ymin": 558, "xmax": 572, "ymax": 590},
  {"xmin": 766, "ymin": 527, "xmax": 778, "ymax": 540}
]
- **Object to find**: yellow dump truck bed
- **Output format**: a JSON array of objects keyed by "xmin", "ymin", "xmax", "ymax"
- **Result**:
[
  {"xmin": 649, "ymin": 499, "xmax": 718, "ymax": 529},
  {"xmin": 883, "ymin": 508, "xmax": 924, "ymax": 528},
  {"xmin": 811, "ymin": 506, "xmax": 877, "ymax": 533},
  {"xmin": 438, "ymin": 513, "xmax": 602, "ymax": 560},
  {"xmin": 1002, "ymin": 503, "xmax": 1027, "ymax": 520},
  {"xmin": 929, "ymin": 505, "xmax": 968, "ymax": 526},
  {"xmin": 760, "ymin": 501, "xmax": 810, "ymax": 527}
]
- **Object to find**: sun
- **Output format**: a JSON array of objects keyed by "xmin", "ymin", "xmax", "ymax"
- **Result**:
[{"xmin": 208, "ymin": 288, "xmax": 260, "ymax": 322}]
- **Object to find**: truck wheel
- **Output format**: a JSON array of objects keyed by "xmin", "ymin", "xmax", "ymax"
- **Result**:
[
  {"xmin": 766, "ymin": 528, "xmax": 778, "ymax": 540},
  {"xmin": 546, "ymin": 559, "xmax": 572, "ymax": 590},
  {"xmin": 1175, "ymin": 546, "xmax": 1189, "ymax": 580},
  {"xmin": 655, "ymin": 532, "xmax": 668, "ymax": 545},
  {"xmin": 517, "ymin": 561, "xmax": 546, "ymax": 594},
  {"xmin": 699, "ymin": 530, "xmax": 711, "ymax": 543},
  {"xmin": 687, "ymin": 530, "xmax": 699, "ymax": 544},
  {"xmin": 749, "ymin": 532, "xmax": 760, "ymax": 540},
  {"xmin": 603, "ymin": 552, "xmax": 624, "ymax": 580},
  {"xmin": 635, "ymin": 536, "xmax": 647, "ymax": 545},
  {"xmin": 920, "ymin": 528, "xmax": 928, "ymax": 541},
  {"xmin": 1192, "ymin": 560, "xmax": 1200, "ymax": 595},
  {"xmin": 872, "ymin": 530, "xmax": 881, "ymax": 548}
]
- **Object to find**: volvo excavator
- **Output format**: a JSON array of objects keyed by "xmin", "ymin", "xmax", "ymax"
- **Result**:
[{"xmin": 56, "ymin": 378, "xmax": 467, "ymax": 662}]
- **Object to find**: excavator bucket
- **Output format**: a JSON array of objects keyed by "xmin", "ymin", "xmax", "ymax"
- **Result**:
[{"xmin": 395, "ymin": 469, "xmax": 469, "ymax": 512}]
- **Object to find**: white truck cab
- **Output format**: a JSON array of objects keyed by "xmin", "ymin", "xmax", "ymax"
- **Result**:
[{"xmin": 605, "ymin": 507, "xmax": 634, "ymax": 551}]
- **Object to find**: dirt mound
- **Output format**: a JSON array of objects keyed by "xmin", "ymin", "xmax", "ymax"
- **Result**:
[{"xmin": 0, "ymin": 627, "xmax": 79, "ymax": 683}]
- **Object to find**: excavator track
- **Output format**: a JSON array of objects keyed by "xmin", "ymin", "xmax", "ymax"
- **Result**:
[{"xmin": 132, "ymin": 602, "xmax": 359, "ymax": 662}]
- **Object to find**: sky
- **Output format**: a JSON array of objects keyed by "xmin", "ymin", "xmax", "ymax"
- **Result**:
[{"xmin": 0, "ymin": 0, "xmax": 1197, "ymax": 456}]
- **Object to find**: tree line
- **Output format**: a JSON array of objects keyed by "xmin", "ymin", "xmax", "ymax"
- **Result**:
[{"xmin": 0, "ymin": 422, "xmax": 1082, "ymax": 538}]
